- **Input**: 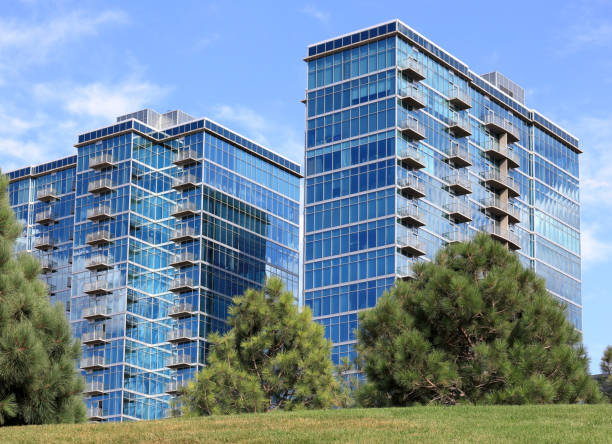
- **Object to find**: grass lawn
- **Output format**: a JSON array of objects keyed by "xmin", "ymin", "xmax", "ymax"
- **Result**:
[{"xmin": 1, "ymin": 405, "xmax": 611, "ymax": 443}]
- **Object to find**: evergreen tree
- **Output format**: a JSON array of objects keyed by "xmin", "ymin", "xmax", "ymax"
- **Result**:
[
  {"xmin": 182, "ymin": 278, "xmax": 341, "ymax": 415},
  {"xmin": 357, "ymin": 233, "xmax": 601, "ymax": 406},
  {"xmin": 601, "ymin": 346, "xmax": 612, "ymax": 380},
  {"xmin": 0, "ymin": 175, "xmax": 85, "ymax": 425}
]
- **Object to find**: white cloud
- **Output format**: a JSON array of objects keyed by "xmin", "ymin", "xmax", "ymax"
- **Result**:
[
  {"xmin": 581, "ymin": 225, "xmax": 612, "ymax": 265},
  {"xmin": 212, "ymin": 104, "xmax": 303, "ymax": 166},
  {"xmin": 299, "ymin": 5, "xmax": 330, "ymax": 24}
]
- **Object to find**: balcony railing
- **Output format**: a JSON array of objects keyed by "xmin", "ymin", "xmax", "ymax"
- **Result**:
[
  {"xmin": 87, "ymin": 406, "xmax": 104, "ymax": 421},
  {"xmin": 173, "ymin": 149, "xmax": 200, "ymax": 167},
  {"xmin": 168, "ymin": 302, "xmax": 196, "ymax": 318},
  {"xmin": 34, "ymin": 235, "xmax": 55, "ymax": 251},
  {"xmin": 40, "ymin": 256, "xmax": 56, "ymax": 273},
  {"xmin": 166, "ymin": 380, "xmax": 188, "ymax": 395},
  {"xmin": 35, "ymin": 208, "xmax": 56, "ymax": 225},
  {"xmin": 480, "ymin": 196, "xmax": 521, "ymax": 223},
  {"xmin": 482, "ymin": 138, "xmax": 520, "ymax": 169},
  {"xmin": 397, "ymin": 203, "xmax": 425, "ymax": 227},
  {"xmin": 89, "ymin": 153, "xmax": 114, "ymax": 170},
  {"xmin": 170, "ymin": 251, "xmax": 198, "ymax": 268},
  {"xmin": 444, "ymin": 172, "xmax": 472, "ymax": 195},
  {"xmin": 172, "ymin": 173, "xmax": 199, "ymax": 191},
  {"xmin": 444, "ymin": 200, "xmax": 472, "ymax": 223},
  {"xmin": 448, "ymin": 85, "xmax": 471, "ymax": 110},
  {"xmin": 483, "ymin": 112, "xmax": 519, "ymax": 143},
  {"xmin": 170, "ymin": 225, "xmax": 199, "ymax": 243},
  {"xmin": 82, "ymin": 330, "xmax": 108, "ymax": 345},
  {"xmin": 36, "ymin": 185, "xmax": 58, "ymax": 202},
  {"xmin": 83, "ymin": 380, "xmax": 105, "ymax": 396},
  {"xmin": 85, "ymin": 255, "xmax": 112, "ymax": 271},
  {"xmin": 88, "ymin": 178, "xmax": 114, "ymax": 194},
  {"xmin": 86, "ymin": 230, "xmax": 113, "ymax": 246},
  {"xmin": 397, "ymin": 143, "xmax": 426, "ymax": 170},
  {"xmin": 481, "ymin": 169, "xmax": 520, "ymax": 197},
  {"xmin": 167, "ymin": 353, "xmax": 195, "ymax": 369},
  {"xmin": 82, "ymin": 305, "xmax": 110, "ymax": 320},
  {"xmin": 396, "ymin": 265, "xmax": 416, "ymax": 280},
  {"xmin": 448, "ymin": 112, "xmax": 471, "ymax": 138},
  {"xmin": 398, "ymin": 118, "xmax": 426, "ymax": 141},
  {"xmin": 448, "ymin": 141, "xmax": 472, "ymax": 167},
  {"xmin": 171, "ymin": 201, "xmax": 199, "ymax": 218},
  {"xmin": 481, "ymin": 223, "xmax": 521, "ymax": 250},
  {"xmin": 396, "ymin": 233, "xmax": 426, "ymax": 257},
  {"xmin": 81, "ymin": 355, "xmax": 106, "ymax": 370},
  {"xmin": 398, "ymin": 57, "xmax": 426, "ymax": 81},
  {"xmin": 398, "ymin": 85, "xmax": 426, "ymax": 109},
  {"xmin": 445, "ymin": 230, "xmax": 472, "ymax": 245},
  {"xmin": 83, "ymin": 279, "xmax": 111, "ymax": 295},
  {"xmin": 397, "ymin": 175, "xmax": 426, "ymax": 198},
  {"xmin": 87, "ymin": 205, "xmax": 113, "ymax": 221},
  {"xmin": 169, "ymin": 277, "xmax": 196, "ymax": 293},
  {"xmin": 167, "ymin": 327, "xmax": 196, "ymax": 344}
]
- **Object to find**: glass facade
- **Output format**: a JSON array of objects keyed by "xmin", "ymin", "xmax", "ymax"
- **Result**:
[
  {"xmin": 7, "ymin": 109, "xmax": 301, "ymax": 422},
  {"xmin": 303, "ymin": 20, "xmax": 582, "ymax": 367}
]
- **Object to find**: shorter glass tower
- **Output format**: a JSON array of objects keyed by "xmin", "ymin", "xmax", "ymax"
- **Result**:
[{"xmin": 7, "ymin": 109, "xmax": 301, "ymax": 421}]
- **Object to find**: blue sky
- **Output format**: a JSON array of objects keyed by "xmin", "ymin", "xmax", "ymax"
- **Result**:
[{"xmin": 1, "ymin": 0, "xmax": 610, "ymax": 372}]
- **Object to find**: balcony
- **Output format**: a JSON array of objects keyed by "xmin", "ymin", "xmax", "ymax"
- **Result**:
[
  {"xmin": 81, "ymin": 355, "xmax": 106, "ymax": 371},
  {"xmin": 82, "ymin": 330, "xmax": 108, "ymax": 346},
  {"xmin": 34, "ymin": 235, "xmax": 55, "ymax": 251},
  {"xmin": 398, "ymin": 57, "xmax": 426, "ymax": 81},
  {"xmin": 483, "ymin": 112, "xmax": 519, "ymax": 143},
  {"xmin": 36, "ymin": 186, "xmax": 58, "ymax": 202},
  {"xmin": 445, "ymin": 230, "xmax": 472, "ymax": 245},
  {"xmin": 397, "ymin": 144, "xmax": 426, "ymax": 170},
  {"xmin": 83, "ymin": 381, "xmax": 106, "ymax": 396},
  {"xmin": 481, "ymin": 223, "xmax": 521, "ymax": 250},
  {"xmin": 166, "ymin": 380, "xmax": 188, "ymax": 395},
  {"xmin": 398, "ymin": 118, "xmax": 426, "ymax": 141},
  {"xmin": 396, "ymin": 233, "xmax": 426, "ymax": 257},
  {"xmin": 482, "ymin": 170, "xmax": 520, "ymax": 198},
  {"xmin": 168, "ymin": 302, "xmax": 196, "ymax": 318},
  {"xmin": 448, "ymin": 112, "xmax": 471, "ymax": 138},
  {"xmin": 398, "ymin": 85, "xmax": 426, "ymax": 109},
  {"xmin": 88, "ymin": 178, "xmax": 114, "ymax": 195},
  {"xmin": 483, "ymin": 138, "xmax": 520, "ymax": 169},
  {"xmin": 167, "ymin": 353, "xmax": 195, "ymax": 369},
  {"xmin": 397, "ymin": 203, "xmax": 425, "ymax": 227},
  {"xmin": 40, "ymin": 256, "xmax": 56, "ymax": 273},
  {"xmin": 87, "ymin": 205, "xmax": 113, "ymax": 222},
  {"xmin": 87, "ymin": 407, "xmax": 104, "ymax": 421},
  {"xmin": 444, "ymin": 172, "xmax": 472, "ymax": 195},
  {"xmin": 448, "ymin": 86, "xmax": 471, "ymax": 110},
  {"xmin": 171, "ymin": 201, "xmax": 199, "ymax": 218},
  {"xmin": 169, "ymin": 277, "xmax": 197, "ymax": 293},
  {"xmin": 170, "ymin": 251, "xmax": 198, "ymax": 268},
  {"xmin": 397, "ymin": 175, "xmax": 426, "ymax": 198},
  {"xmin": 445, "ymin": 201, "xmax": 472, "ymax": 223},
  {"xmin": 448, "ymin": 141, "xmax": 472, "ymax": 168},
  {"xmin": 89, "ymin": 153, "xmax": 114, "ymax": 170},
  {"xmin": 170, "ymin": 226, "xmax": 199, "ymax": 243},
  {"xmin": 85, "ymin": 255, "xmax": 112, "ymax": 271},
  {"xmin": 172, "ymin": 173, "xmax": 199, "ymax": 192},
  {"xmin": 86, "ymin": 230, "xmax": 113, "ymax": 247},
  {"xmin": 481, "ymin": 196, "xmax": 521, "ymax": 224},
  {"xmin": 396, "ymin": 265, "xmax": 416, "ymax": 280},
  {"xmin": 83, "ymin": 279, "xmax": 112, "ymax": 295},
  {"xmin": 167, "ymin": 327, "xmax": 196, "ymax": 344},
  {"xmin": 35, "ymin": 208, "xmax": 56, "ymax": 225},
  {"xmin": 82, "ymin": 305, "xmax": 111, "ymax": 321},
  {"xmin": 173, "ymin": 148, "xmax": 200, "ymax": 167}
]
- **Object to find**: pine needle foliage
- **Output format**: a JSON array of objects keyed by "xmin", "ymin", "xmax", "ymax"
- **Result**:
[
  {"xmin": 182, "ymin": 278, "xmax": 342, "ymax": 415},
  {"xmin": 357, "ymin": 233, "xmax": 602, "ymax": 406},
  {"xmin": 0, "ymin": 174, "xmax": 85, "ymax": 425}
]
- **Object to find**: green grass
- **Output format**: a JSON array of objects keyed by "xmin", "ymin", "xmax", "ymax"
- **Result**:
[{"xmin": 1, "ymin": 405, "xmax": 611, "ymax": 443}]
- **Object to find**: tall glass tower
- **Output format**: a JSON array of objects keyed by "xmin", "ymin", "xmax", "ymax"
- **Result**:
[
  {"xmin": 7, "ymin": 109, "xmax": 301, "ymax": 421},
  {"xmin": 303, "ymin": 20, "xmax": 581, "ymax": 367}
]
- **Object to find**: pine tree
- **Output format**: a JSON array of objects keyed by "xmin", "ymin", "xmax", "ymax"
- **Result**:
[
  {"xmin": 357, "ymin": 233, "xmax": 602, "ymax": 406},
  {"xmin": 601, "ymin": 346, "xmax": 612, "ymax": 380},
  {"xmin": 182, "ymin": 278, "xmax": 342, "ymax": 415},
  {"xmin": 0, "ymin": 175, "xmax": 85, "ymax": 425}
]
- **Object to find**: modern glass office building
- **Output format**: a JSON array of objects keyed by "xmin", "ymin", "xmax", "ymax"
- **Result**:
[
  {"xmin": 303, "ymin": 20, "xmax": 582, "ymax": 367},
  {"xmin": 7, "ymin": 109, "xmax": 301, "ymax": 422}
]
